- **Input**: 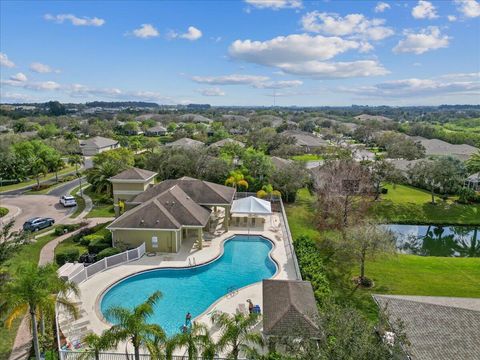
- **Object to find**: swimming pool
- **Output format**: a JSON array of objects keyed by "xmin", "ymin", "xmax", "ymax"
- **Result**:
[{"xmin": 100, "ymin": 235, "xmax": 277, "ymax": 335}]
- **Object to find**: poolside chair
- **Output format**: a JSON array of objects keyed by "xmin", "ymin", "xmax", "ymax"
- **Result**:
[{"xmin": 237, "ymin": 303, "xmax": 249, "ymax": 315}]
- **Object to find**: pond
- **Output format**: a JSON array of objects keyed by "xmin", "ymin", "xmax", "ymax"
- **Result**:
[{"xmin": 384, "ymin": 224, "xmax": 480, "ymax": 257}]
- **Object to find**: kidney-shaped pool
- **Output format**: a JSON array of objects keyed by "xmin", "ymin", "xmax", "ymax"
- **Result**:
[{"xmin": 100, "ymin": 235, "xmax": 277, "ymax": 335}]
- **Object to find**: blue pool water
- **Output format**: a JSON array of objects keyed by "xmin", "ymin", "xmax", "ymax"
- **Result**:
[{"xmin": 100, "ymin": 235, "xmax": 277, "ymax": 335}]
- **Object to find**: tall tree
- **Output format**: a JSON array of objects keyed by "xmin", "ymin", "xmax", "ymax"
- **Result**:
[
  {"xmin": 103, "ymin": 291, "xmax": 165, "ymax": 360},
  {"xmin": 2, "ymin": 263, "xmax": 79, "ymax": 360},
  {"xmin": 225, "ymin": 170, "xmax": 249, "ymax": 190},
  {"xmin": 169, "ymin": 322, "xmax": 215, "ymax": 360},
  {"xmin": 68, "ymin": 154, "xmax": 85, "ymax": 196},
  {"xmin": 213, "ymin": 312, "xmax": 263, "ymax": 360}
]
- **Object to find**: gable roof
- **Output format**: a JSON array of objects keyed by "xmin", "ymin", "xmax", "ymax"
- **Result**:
[
  {"xmin": 80, "ymin": 136, "xmax": 118, "ymax": 149},
  {"xmin": 373, "ymin": 295, "xmax": 480, "ymax": 360},
  {"xmin": 109, "ymin": 167, "xmax": 157, "ymax": 181},
  {"xmin": 209, "ymin": 138, "xmax": 245, "ymax": 148},
  {"xmin": 165, "ymin": 137, "xmax": 204, "ymax": 148},
  {"xmin": 131, "ymin": 177, "xmax": 235, "ymax": 205},
  {"xmin": 108, "ymin": 185, "xmax": 211, "ymax": 230},
  {"xmin": 146, "ymin": 124, "xmax": 167, "ymax": 132},
  {"xmin": 263, "ymin": 280, "xmax": 320, "ymax": 337},
  {"xmin": 231, "ymin": 196, "xmax": 272, "ymax": 215},
  {"xmin": 407, "ymin": 136, "xmax": 478, "ymax": 161},
  {"xmin": 281, "ymin": 130, "xmax": 328, "ymax": 148}
]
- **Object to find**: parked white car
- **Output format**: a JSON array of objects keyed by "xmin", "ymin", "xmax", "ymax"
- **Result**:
[{"xmin": 60, "ymin": 195, "xmax": 77, "ymax": 207}]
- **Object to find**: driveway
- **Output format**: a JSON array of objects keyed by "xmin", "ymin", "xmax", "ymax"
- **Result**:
[{"xmin": 0, "ymin": 195, "xmax": 73, "ymax": 231}]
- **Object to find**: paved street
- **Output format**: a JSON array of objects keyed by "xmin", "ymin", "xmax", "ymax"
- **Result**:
[{"xmin": 0, "ymin": 195, "xmax": 73, "ymax": 231}]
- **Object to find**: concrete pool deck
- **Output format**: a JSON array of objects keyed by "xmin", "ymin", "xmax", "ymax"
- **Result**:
[{"xmin": 58, "ymin": 212, "xmax": 299, "ymax": 353}]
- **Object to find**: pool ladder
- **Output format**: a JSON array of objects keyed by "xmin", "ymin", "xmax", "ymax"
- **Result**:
[{"xmin": 188, "ymin": 257, "xmax": 197, "ymax": 266}]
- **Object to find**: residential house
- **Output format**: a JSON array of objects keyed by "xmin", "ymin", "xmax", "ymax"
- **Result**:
[
  {"xmin": 79, "ymin": 136, "xmax": 119, "ymax": 156},
  {"xmin": 406, "ymin": 136, "xmax": 478, "ymax": 161},
  {"xmin": 373, "ymin": 294, "xmax": 480, "ymax": 360},
  {"xmin": 145, "ymin": 124, "xmax": 167, "ymax": 136},
  {"xmin": 281, "ymin": 130, "xmax": 328, "ymax": 153},
  {"xmin": 208, "ymin": 138, "xmax": 245, "ymax": 149},
  {"xmin": 107, "ymin": 176, "xmax": 235, "ymax": 253},
  {"xmin": 109, "ymin": 167, "xmax": 157, "ymax": 216},
  {"xmin": 165, "ymin": 137, "xmax": 204, "ymax": 149},
  {"xmin": 270, "ymin": 156, "xmax": 293, "ymax": 170}
]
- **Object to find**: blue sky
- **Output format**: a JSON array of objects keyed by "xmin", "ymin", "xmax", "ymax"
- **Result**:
[{"xmin": 0, "ymin": 0, "xmax": 479, "ymax": 106}]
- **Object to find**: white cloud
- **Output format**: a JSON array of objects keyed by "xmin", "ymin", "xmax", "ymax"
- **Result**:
[
  {"xmin": 411, "ymin": 1, "xmax": 438, "ymax": 19},
  {"xmin": 448, "ymin": 15, "xmax": 458, "ymax": 21},
  {"xmin": 0, "ymin": 53, "xmax": 15, "ymax": 68},
  {"xmin": 342, "ymin": 72, "xmax": 480, "ymax": 98},
  {"xmin": 393, "ymin": 27, "xmax": 450, "ymax": 54},
  {"xmin": 245, "ymin": 0, "xmax": 302, "ymax": 10},
  {"xmin": 253, "ymin": 80, "xmax": 303, "ymax": 89},
  {"xmin": 374, "ymin": 2, "xmax": 391, "ymax": 13},
  {"xmin": 229, "ymin": 34, "xmax": 361, "ymax": 65},
  {"xmin": 198, "ymin": 87, "xmax": 226, "ymax": 96},
  {"xmin": 1, "ymin": 79, "xmax": 61, "ymax": 90},
  {"xmin": 275, "ymin": 60, "xmax": 389, "ymax": 79},
  {"xmin": 192, "ymin": 74, "xmax": 270, "ymax": 85},
  {"xmin": 169, "ymin": 26, "xmax": 203, "ymax": 41},
  {"xmin": 44, "ymin": 13, "xmax": 105, "ymax": 26},
  {"xmin": 301, "ymin": 12, "xmax": 394, "ymax": 41},
  {"xmin": 0, "ymin": 92, "xmax": 36, "ymax": 102},
  {"xmin": 455, "ymin": 0, "xmax": 480, "ymax": 17},
  {"xmin": 131, "ymin": 24, "xmax": 159, "ymax": 38},
  {"xmin": 10, "ymin": 72, "xmax": 27, "ymax": 82},
  {"xmin": 30, "ymin": 62, "xmax": 60, "ymax": 73}
]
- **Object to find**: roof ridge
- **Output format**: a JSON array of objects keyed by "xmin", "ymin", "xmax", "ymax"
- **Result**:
[
  {"xmin": 152, "ymin": 198, "xmax": 181, "ymax": 228},
  {"xmin": 204, "ymin": 181, "xmax": 230, "ymax": 202},
  {"xmin": 167, "ymin": 185, "xmax": 205, "ymax": 225}
]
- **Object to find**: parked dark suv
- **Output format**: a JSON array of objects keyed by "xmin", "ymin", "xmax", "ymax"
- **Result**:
[{"xmin": 23, "ymin": 217, "xmax": 55, "ymax": 232}]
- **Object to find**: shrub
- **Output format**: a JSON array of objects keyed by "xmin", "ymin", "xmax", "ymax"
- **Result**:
[
  {"xmin": 55, "ymin": 247, "xmax": 80, "ymax": 266},
  {"xmin": 87, "ymin": 235, "xmax": 111, "ymax": 254},
  {"xmin": 54, "ymin": 224, "xmax": 80, "ymax": 236},
  {"xmin": 96, "ymin": 247, "xmax": 121, "ymax": 261},
  {"xmin": 79, "ymin": 237, "xmax": 91, "ymax": 246},
  {"xmin": 380, "ymin": 187, "xmax": 388, "ymax": 194},
  {"xmin": 293, "ymin": 235, "xmax": 331, "ymax": 302},
  {"xmin": 0, "ymin": 207, "xmax": 9, "ymax": 218}
]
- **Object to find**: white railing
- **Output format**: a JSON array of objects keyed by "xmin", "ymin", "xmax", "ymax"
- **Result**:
[{"xmin": 69, "ymin": 242, "xmax": 146, "ymax": 285}]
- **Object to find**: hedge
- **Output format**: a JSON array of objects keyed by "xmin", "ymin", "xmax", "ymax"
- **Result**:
[
  {"xmin": 55, "ymin": 247, "xmax": 80, "ymax": 266},
  {"xmin": 0, "ymin": 207, "xmax": 9, "ymax": 218},
  {"xmin": 54, "ymin": 224, "xmax": 81, "ymax": 236},
  {"xmin": 293, "ymin": 235, "xmax": 331, "ymax": 302},
  {"xmin": 96, "ymin": 247, "xmax": 121, "ymax": 260},
  {"xmin": 87, "ymin": 235, "xmax": 111, "ymax": 254}
]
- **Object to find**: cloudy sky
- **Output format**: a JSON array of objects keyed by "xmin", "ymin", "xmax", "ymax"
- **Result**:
[{"xmin": 0, "ymin": 0, "xmax": 479, "ymax": 106}]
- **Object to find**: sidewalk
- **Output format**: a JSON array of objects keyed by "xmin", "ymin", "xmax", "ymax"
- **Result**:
[{"xmin": 7, "ymin": 217, "xmax": 113, "ymax": 360}]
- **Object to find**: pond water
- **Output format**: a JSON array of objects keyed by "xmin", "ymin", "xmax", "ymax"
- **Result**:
[{"xmin": 384, "ymin": 224, "xmax": 479, "ymax": 257}]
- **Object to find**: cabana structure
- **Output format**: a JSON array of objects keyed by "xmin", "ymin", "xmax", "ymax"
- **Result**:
[
  {"xmin": 465, "ymin": 172, "xmax": 480, "ymax": 191},
  {"xmin": 230, "ymin": 196, "xmax": 272, "ymax": 229}
]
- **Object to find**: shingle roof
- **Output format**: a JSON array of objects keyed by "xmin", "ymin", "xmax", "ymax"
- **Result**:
[
  {"xmin": 263, "ymin": 280, "xmax": 320, "ymax": 337},
  {"xmin": 108, "ymin": 185, "xmax": 211, "ymax": 230},
  {"xmin": 146, "ymin": 124, "xmax": 167, "ymax": 132},
  {"xmin": 109, "ymin": 167, "xmax": 157, "ymax": 181},
  {"xmin": 80, "ymin": 136, "xmax": 118, "ymax": 148},
  {"xmin": 373, "ymin": 295, "xmax": 480, "ymax": 360},
  {"xmin": 165, "ymin": 137, "xmax": 204, "ymax": 148},
  {"xmin": 354, "ymin": 114, "xmax": 393, "ymax": 122},
  {"xmin": 270, "ymin": 156, "xmax": 293, "ymax": 169},
  {"xmin": 131, "ymin": 177, "xmax": 235, "ymax": 205},
  {"xmin": 281, "ymin": 130, "xmax": 328, "ymax": 148},
  {"xmin": 209, "ymin": 138, "xmax": 245, "ymax": 148},
  {"xmin": 408, "ymin": 136, "xmax": 478, "ymax": 161}
]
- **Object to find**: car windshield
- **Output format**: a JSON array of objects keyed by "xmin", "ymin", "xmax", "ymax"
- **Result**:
[{"xmin": 64, "ymin": 196, "xmax": 75, "ymax": 200}]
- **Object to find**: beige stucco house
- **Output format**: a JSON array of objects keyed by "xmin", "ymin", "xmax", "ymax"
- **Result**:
[
  {"xmin": 109, "ymin": 167, "xmax": 157, "ymax": 216},
  {"xmin": 107, "ymin": 175, "xmax": 235, "ymax": 253}
]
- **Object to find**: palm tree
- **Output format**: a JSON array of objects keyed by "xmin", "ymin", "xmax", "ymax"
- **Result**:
[
  {"xmin": 169, "ymin": 322, "xmax": 216, "ymax": 360},
  {"xmin": 79, "ymin": 333, "xmax": 113, "ymax": 360},
  {"xmin": 30, "ymin": 156, "xmax": 48, "ymax": 189},
  {"xmin": 466, "ymin": 151, "xmax": 480, "ymax": 173},
  {"xmin": 68, "ymin": 154, "xmax": 85, "ymax": 196},
  {"xmin": 256, "ymin": 184, "xmax": 281, "ymax": 200},
  {"xmin": 86, "ymin": 161, "xmax": 118, "ymax": 195},
  {"xmin": 212, "ymin": 312, "xmax": 263, "ymax": 360},
  {"xmin": 225, "ymin": 171, "xmax": 248, "ymax": 190},
  {"xmin": 103, "ymin": 291, "xmax": 165, "ymax": 360},
  {"xmin": 49, "ymin": 154, "xmax": 65, "ymax": 183},
  {"xmin": 1, "ymin": 262, "xmax": 79, "ymax": 360}
]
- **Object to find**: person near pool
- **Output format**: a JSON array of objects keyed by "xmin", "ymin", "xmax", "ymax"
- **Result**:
[
  {"xmin": 247, "ymin": 299, "xmax": 254, "ymax": 314},
  {"xmin": 185, "ymin": 312, "xmax": 192, "ymax": 325}
]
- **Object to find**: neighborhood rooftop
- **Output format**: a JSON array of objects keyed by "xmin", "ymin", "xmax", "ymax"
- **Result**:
[
  {"xmin": 131, "ymin": 177, "xmax": 235, "ymax": 205},
  {"xmin": 373, "ymin": 295, "xmax": 480, "ymax": 360},
  {"xmin": 165, "ymin": 137, "xmax": 204, "ymax": 148},
  {"xmin": 108, "ymin": 185, "xmax": 211, "ymax": 230},
  {"xmin": 80, "ymin": 136, "xmax": 118, "ymax": 148},
  {"xmin": 109, "ymin": 167, "xmax": 157, "ymax": 181}
]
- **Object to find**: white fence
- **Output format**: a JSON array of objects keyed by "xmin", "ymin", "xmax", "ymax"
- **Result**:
[{"xmin": 69, "ymin": 242, "xmax": 146, "ymax": 284}]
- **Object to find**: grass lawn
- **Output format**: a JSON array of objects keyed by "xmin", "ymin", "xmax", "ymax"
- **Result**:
[
  {"xmin": 0, "ymin": 232, "xmax": 58, "ymax": 359},
  {"xmin": 0, "ymin": 166, "xmax": 76, "ymax": 193},
  {"xmin": 0, "ymin": 207, "xmax": 9, "ymax": 218},
  {"xmin": 84, "ymin": 187, "xmax": 115, "ymax": 218},
  {"xmin": 286, "ymin": 188, "xmax": 480, "ymax": 320},
  {"xmin": 291, "ymin": 154, "xmax": 323, "ymax": 162},
  {"xmin": 372, "ymin": 184, "xmax": 480, "ymax": 225}
]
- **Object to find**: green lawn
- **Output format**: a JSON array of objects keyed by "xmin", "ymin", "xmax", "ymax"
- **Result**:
[
  {"xmin": 0, "ymin": 207, "xmax": 9, "ymax": 218},
  {"xmin": 286, "ymin": 188, "xmax": 480, "ymax": 320},
  {"xmin": 372, "ymin": 184, "xmax": 480, "ymax": 225},
  {"xmin": 291, "ymin": 154, "xmax": 323, "ymax": 162},
  {"xmin": 84, "ymin": 187, "xmax": 115, "ymax": 218},
  {"xmin": 0, "ymin": 166, "xmax": 76, "ymax": 193},
  {"xmin": 0, "ymin": 232, "xmax": 58, "ymax": 359}
]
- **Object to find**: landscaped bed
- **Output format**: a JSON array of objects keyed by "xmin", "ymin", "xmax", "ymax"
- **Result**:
[{"xmin": 84, "ymin": 187, "xmax": 115, "ymax": 218}]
